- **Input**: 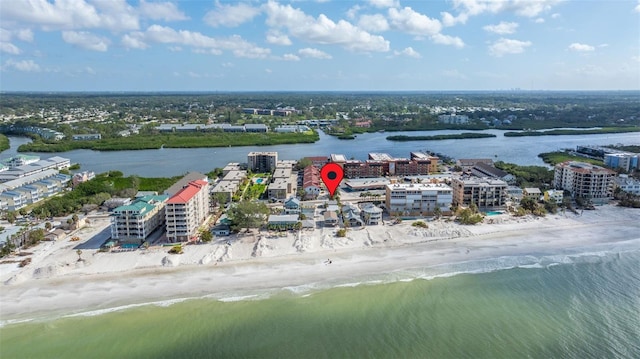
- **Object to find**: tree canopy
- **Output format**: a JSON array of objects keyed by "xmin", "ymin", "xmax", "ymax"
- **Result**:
[{"xmin": 226, "ymin": 200, "xmax": 270, "ymax": 231}]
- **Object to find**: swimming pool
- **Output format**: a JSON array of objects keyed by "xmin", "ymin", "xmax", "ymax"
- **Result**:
[
  {"xmin": 485, "ymin": 211, "xmax": 505, "ymax": 216},
  {"xmin": 255, "ymin": 178, "xmax": 264, "ymax": 184}
]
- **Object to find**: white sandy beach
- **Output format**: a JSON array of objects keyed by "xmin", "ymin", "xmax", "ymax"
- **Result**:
[{"xmin": 1, "ymin": 205, "xmax": 639, "ymax": 322}]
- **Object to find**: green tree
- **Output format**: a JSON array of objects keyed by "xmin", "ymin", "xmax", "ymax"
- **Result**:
[
  {"xmin": 433, "ymin": 206, "xmax": 442, "ymax": 219},
  {"xmin": 76, "ymin": 249, "xmax": 83, "ymax": 261},
  {"xmin": 27, "ymin": 228, "xmax": 45, "ymax": 247},
  {"xmin": 296, "ymin": 157, "xmax": 313, "ymax": 170},
  {"xmin": 18, "ymin": 208, "xmax": 28, "ymax": 216},
  {"xmin": 520, "ymin": 197, "xmax": 538, "ymax": 212},
  {"xmin": 6, "ymin": 211, "xmax": 16, "ymax": 224},
  {"xmin": 44, "ymin": 222, "xmax": 52, "ymax": 230},
  {"xmin": 226, "ymin": 200, "xmax": 269, "ymax": 232},
  {"xmin": 200, "ymin": 230, "xmax": 213, "ymax": 243}
]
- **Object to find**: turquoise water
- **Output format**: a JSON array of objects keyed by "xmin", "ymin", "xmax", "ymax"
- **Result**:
[
  {"xmin": 255, "ymin": 178, "xmax": 264, "ymax": 184},
  {"xmin": 120, "ymin": 243, "xmax": 139, "ymax": 249},
  {"xmin": 485, "ymin": 211, "xmax": 504, "ymax": 216},
  {"xmin": 2, "ymin": 250, "xmax": 639, "ymax": 358}
]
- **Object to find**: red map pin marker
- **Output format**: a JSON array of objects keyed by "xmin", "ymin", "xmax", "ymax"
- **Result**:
[{"xmin": 320, "ymin": 163, "xmax": 344, "ymax": 197}]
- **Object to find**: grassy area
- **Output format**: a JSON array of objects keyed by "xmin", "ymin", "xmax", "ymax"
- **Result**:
[
  {"xmin": 494, "ymin": 161, "xmax": 554, "ymax": 188},
  {"xmin": 17, "ymin": 131, "xmax": 320, "ymax": 152},
  {"xmin": 504, "ymin": 126, "xmax": 640, "ymax": 137},
  {"xmin": 0, "ymin": 134, "xmax": 9, "ymax": 152},
  {"xmin": 538, "ymin": 152, "xmax": 604, "ymax": 166},
  {"xmin": 387, "ymin": 133, "xmax": 496, "ymax": 141}
]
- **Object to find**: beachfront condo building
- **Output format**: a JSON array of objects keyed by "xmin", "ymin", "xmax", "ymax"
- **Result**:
[
  {"xmin": 553, "ymin": 161, "xmax": 616, "ymax": 204},
  {"xmin": 110, "ymin": 195, "xmax": 169, "ymax": 245},
  {"xmin": 385, "ymin": 183, "xmax": 453, "ymax": 216},
  {"xmin": 165, "ymin": 180, "xmax": 211, "ymax": 242},
  {"xmin": 451, "ymin": 177, "xmax": 508, "ymax": 210},
  {"xmin": 248, "ymin": 152, "xmax": 278, "ymax": 173}
]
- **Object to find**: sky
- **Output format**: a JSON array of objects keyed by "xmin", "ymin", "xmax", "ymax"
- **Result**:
[{"xmin": 0, "ymin": 0, "xmax": 639, "ymax": 92}]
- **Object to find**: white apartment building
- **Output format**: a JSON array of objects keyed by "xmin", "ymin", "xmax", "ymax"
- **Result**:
[
  {"xmin": 165, "ymin": 180, "xmax": 211, "ymax": 242},
  {"xmin": 111, "ymin": 195, "xmax": 169, "ymax": 244},
  {"xmin": 386, "ymin": 183, "xmax": 453, "ymax": 216},
  {"xmin": 554, "ymin": 161, "xmax": 616, "ymax": 203}
]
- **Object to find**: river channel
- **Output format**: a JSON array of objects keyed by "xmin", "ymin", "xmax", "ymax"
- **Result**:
[{"xmin": 2, "ymin": 130, "xmax": 639, "ymax": 177}]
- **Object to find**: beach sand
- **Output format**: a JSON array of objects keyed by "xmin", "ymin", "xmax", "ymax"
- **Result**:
[{"xmin": 1, "ymin": 205, "xmax": 639, "ymax": 322}]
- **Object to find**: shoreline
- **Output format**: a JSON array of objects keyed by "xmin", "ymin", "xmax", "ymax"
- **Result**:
[{"xmin": 1, "ymin": 204, "xmax": 640, "ymax": 323}]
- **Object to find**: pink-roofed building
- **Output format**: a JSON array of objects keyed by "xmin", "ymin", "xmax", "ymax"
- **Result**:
[
  {"xmin": 165, "ymin": 180, "xmax": 210, "ymax": 242},
  {"xmin": 302, "ymin": 165, "xmax": 321, "ymax": 199}
]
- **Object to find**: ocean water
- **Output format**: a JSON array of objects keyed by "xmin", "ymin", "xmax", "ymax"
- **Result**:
[{"xmin": 2, "ymin": 250, "xmax": 639, "ymax": 359}]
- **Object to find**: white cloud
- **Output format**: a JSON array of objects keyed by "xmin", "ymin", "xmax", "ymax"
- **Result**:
[
  {"xmin": 431, "ymin": 33, "xmax": 465, "ymax": 48},
  {"xmin": 0, "ymin": 0, "xmax": 139, "ymax": 31},
  {"xmin": 534, "ymin": 17, "xmax": 545, "ymax": 23},
  {"xmin": 368, "ymin": 0, "xmax": 399, "ymax": 8},
  {"xmin": 122, "ymin": 25, "xmax": 271, "ymax": 58},
  {"xmin": 204, "ymin": 3, "xmax": 261, "ymax": 27},
  {"xmin": 551, "ymin": 13, "xmax": 561, "ymax": 19},
  {"xmin": 489, "ymin": 38, "xmax": 532, "ymax": 57},
  {"xmin": 15, "ymin": 28, "xmax": 34, "ymax": 42},
  {"xmin": 346, "ymin": 5, "xmax": 361, "ymax": 20},
  {"xmin": 168, "ymin": 46, "xmax": 182, "ymax": 52},
  {"xmin": 299, "ymin": 48, "xmax": 332, "ymax": 59},
  {"xmin": 483, "ymin": 21, "xmax": 519, "ymax": 35},
  {"xmin": 358, "ymin": 14, "xmax": 389, "ymax": 32},
  {"xmin": 62, "ymin": 31, "xmax": 110, "ymax": 51},
  {"xmin": 394, "ymin": 46, "xmax": 421, "ymax": 58},
  {"xmin": 3, "ymin": 59, "xmax": 40, "ymax": 72},
  {"xmin": 568, "ymin": 43, "xmax": 595, "ymax": 52},
  {"xmin": 282, "ymin": 53, "xmax": 300, "ymax": 61},
  {"xmin": 388, "ymin": 7, "xmax": 441, "ymax": 36},
  {"xmin": 264, "ymin": 1, "xmax": 389, "ymax": 53},
  {"xmin": 448, "ymin": 0, "xmax": 561, "ymax": 23},
  {"xmin": 0, "ymin": 42, "xmax": 21, "ymax": 54},
  {"xmin": 634, "ymin": 1, "xmax": 640, "ymax": 13},
  {"xmin": 139, "ymin": 0, "xmax": 188, "ymax": 21},
  {"xmin": 441, "ymin": 11, "xmax": 468, "ymax": 27},
  {"xmin": 266, "ymin": 30, "xmax": 292, "ymax": 46},
  {"xmin": 121, "ymin": 32, "xmax": 148, "ymax": 49}
]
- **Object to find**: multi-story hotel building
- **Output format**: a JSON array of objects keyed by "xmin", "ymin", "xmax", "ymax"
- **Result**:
[
  {"xmin": 385, "ymin": 182, "xmax": 453, "ymax": 216},
  {"xmin": 111, "ymin": 195, "xmax": 169, "ymax": 244},
  {"xmin": 451, "ymin": 177, "xmax": 508, "ymax": 210},
  {"xmin": 336, "ymin": 152, "xmax": 439, "ymax": 179},
  {"xmin": 248, "ymin": 152, "xmax": 278, "ymax": 173},
  {"xmin": 553, "ymin": 161, "xmax": 616, "ymax": 203},
  {"xmin": 165, "ymin": 180, "xmax": 211, "ymax": 242}
]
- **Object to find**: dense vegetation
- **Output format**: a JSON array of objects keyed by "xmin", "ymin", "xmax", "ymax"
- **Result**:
[
  {"xmin": 504, "ymin": 127, "xmax": 640, "ymax": 137},
  {"xmin": 17, "ymin": 131, "xmax": 319, "ymax": 152},
  {"xmin": 2, "ymin": 92, "xmax": 638, "ymax": 147},
  {"xmin": 30, "ymin": 171, "xmax": 183, "ymax": 218},
  {"xmin": 494, "ymin": 161, "xmax": 555, "ymax": 188},
  {"xmin": 0, "ymin": 134, "xmax": 9, "ymax": 151},
  {"xmin": 537, "ymin": 152, "xmax": 604, "ymax": 166},
  {"xmin": 387, "ymin": 133, "xmax": 496, "ymax": 141}
]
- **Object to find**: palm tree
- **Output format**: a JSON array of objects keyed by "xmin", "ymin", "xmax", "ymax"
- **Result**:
[{"xmin": 76, "ymin": 249, "xmax": 83, "ymax": 262}]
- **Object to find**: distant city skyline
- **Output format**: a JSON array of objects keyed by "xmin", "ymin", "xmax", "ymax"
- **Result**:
[{"xmin": 1, "ymin": 0, "xmax": 639, "ymax": 92}]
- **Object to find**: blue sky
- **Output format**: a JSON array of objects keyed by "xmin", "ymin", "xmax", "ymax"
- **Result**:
[{"xmin": 1, "ymin": 0, "xmax": 638, "ymax": 91}]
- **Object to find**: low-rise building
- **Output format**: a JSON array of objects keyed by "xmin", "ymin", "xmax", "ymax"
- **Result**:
[
  {"xmin": 386, "ymin": 182, "xmax": 453, "ymax": 216},
  {"xmin": 544, "ymin": 190, "xmax": 564, "ymax": 203},
  {"xmin": 471, "ymin": 162, "xmax": 515, "ymax": 183},
  {"xmin": 360, "ymin": 203, "xmax": 383, "ymax": 225},
  {"xmin": 523, "ymin": 187, "xmax": 542, "ymax": 201},
  {"xmin": 614, "ymin": 175, "xmax": 640, "ymax": 195},
  {"xmin": 72, "ymin": 134, "xmax": 102, "ymax": 141},
  {"xmin": 267, "ymin": 214, "xmax": 300, "ymax": 230},
  {"xmin": 302, "ymin": 165, "xmax": 321, "ymax": 198}
]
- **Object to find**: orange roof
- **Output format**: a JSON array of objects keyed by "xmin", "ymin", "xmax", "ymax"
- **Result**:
[{"xmin": 167, "ymin": 180, "xmax": 208, "ymax": 204}]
